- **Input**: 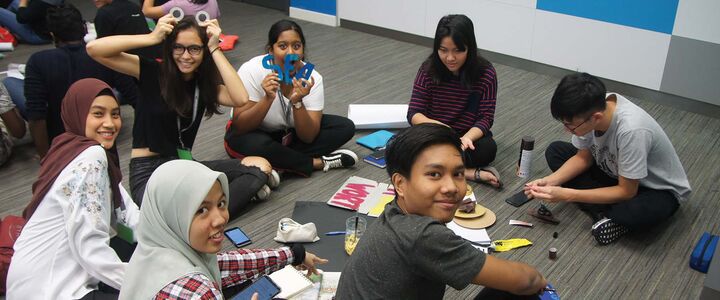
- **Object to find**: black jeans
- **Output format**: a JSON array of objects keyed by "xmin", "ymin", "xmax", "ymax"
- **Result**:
[
  {"xmin": 545, "ymin": 141, "xmax": 679, "ymax": 229},
  {"xmin": 129, "ymin": 156, "xmax": 268, "ymax": 219},
  {"xmin": 224, "ymin": 114, "xmax": 355, "ymax": 176},
  {"xmin": 462, "ymin": 133, "xmax": 497, "ymax": 168}
]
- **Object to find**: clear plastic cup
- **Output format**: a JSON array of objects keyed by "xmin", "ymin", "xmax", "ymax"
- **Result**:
[{"xmin": 345, "ymin": 216, "xmax": 366, "ymax": 255}]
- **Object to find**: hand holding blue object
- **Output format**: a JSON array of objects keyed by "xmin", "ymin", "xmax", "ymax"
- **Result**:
[{"xmin": 261, "ymin": 54, "xmax": 315, "ymax": 85}]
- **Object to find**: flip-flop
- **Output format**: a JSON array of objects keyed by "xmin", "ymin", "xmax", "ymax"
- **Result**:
[{"xmin": 476, "ymin": 166, "xmax": 503, "ymax": 189}]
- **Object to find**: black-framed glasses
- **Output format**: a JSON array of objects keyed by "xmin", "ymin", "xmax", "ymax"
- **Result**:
[
  {"xmin": 562, "ymin": 116, "xmax": 592, "ymax": 134},
  {"xmin": 172, "ymin": 44, "xmax": 204, "ymax": 56}
]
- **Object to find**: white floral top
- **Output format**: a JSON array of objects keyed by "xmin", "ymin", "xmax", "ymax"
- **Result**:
[{"xmin": 7, "ymin": 146, "xmax": 140, "ymax": 299}]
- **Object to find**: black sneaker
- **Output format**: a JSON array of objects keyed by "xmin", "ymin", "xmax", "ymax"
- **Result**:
[
  {"xmin": 591, "ymin": 218, "xmax": 629, "ymax": 245},
  {"xmin": 322, "ymin": 149, "xmax": 358, "ymax": 172}
]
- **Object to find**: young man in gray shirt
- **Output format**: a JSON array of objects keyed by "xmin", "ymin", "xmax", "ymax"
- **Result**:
[
  {"xmin": 525, "ymin": 73, "xmax": 691, "ymax": 245},
  {"xmin": 337, "ymin": 124, "xmax": 547, "ymax": 299}
]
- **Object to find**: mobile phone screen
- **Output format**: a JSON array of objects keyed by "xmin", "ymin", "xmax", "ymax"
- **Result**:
[
  {"xmin": 505, "ymin": 191, "xmax": 531, "ymax": 207},
  {"xmin": 232, "ymin": 276, "xmax": 280, "ymax": 300},
  {"xmin": 224, "ymin": 227, "xmax": 251, "ymax": 247}
]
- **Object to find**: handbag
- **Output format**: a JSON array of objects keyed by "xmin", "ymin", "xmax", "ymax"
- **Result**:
[{"xmin": 273, "ymin": 218, "xmax": 319, "ymax": 243}]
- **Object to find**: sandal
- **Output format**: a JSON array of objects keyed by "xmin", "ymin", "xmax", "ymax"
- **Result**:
[{"xmin": 474, "ymin": 166, "xmax": 503, "ymax": 189}]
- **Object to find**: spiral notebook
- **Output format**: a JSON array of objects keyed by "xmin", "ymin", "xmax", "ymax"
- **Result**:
[{"xmin": 269, "ymin": 265, "xmax": 314, "ymax": 298}]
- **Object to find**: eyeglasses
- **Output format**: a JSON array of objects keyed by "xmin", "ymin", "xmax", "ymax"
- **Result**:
[
  {"xmin": 172, "ymin": 44, "xmax": 204, "ymax": 56},
  {"xmin": 562, "ymin": 116, "xmax": 592, "ymax": 134}
]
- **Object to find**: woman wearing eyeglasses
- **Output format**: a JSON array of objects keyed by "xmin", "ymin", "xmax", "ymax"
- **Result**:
[{"xmin": 87, "ymin": 15, "xmax": 276, "ymax": 219}]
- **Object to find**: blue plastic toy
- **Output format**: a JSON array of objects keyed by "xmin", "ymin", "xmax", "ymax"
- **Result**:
[
  {"xmin": 261, "ymin": 54, "xmax": 315, "ymax": 85},
  {"xmin": 539, "ymin": 283, "xmax": 560, "ymax": 300}
]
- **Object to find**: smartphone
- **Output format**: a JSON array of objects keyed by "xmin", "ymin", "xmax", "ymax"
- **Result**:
[
  {"xmin": 232, "ymin": 275, "xmax": 280, "ymax": 300},
  {"xmin": 505, "ymin": 191, "xmax": 532, "ymax": 207},
  {"xmin": 370, "ymin": 148, "xmax": 386, "ymax": 159},
  {"xmin": 224, "ymin": 227, "xmax": 252, "ymax": 247}
]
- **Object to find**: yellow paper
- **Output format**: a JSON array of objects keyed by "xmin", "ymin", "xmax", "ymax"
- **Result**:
[
  {"xmin": 368, "ymin": 195, "xmax": 394, "ymax": 217},
  {"xmin": 493, "ymin": 238, "xmax": 533, "ymax": 252}
]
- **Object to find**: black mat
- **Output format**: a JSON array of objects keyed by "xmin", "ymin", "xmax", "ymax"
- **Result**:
[{"xmin": 291, "ymin": 201, "xmax": 377, "ymax": 272}]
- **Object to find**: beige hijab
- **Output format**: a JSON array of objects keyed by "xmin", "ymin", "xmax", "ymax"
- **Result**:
[{"xmin": 120, "ymin": 160, "xmax": 229, "ymax": 299}]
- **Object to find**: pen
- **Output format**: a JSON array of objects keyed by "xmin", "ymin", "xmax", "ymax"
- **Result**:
[{"xmin": 325, "ymin": 231, "xmax": 346, "ymax": 236}]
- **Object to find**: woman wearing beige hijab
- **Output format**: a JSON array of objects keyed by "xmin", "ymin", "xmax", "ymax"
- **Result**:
[{"xmin": 120, "ymin": 160, "xmax": 326, "ymax": 299}]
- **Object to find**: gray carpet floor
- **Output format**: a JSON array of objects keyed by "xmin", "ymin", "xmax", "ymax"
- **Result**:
[{"xmin": 0, "ymin": 0, "xmax": 718, "ymax": 299}]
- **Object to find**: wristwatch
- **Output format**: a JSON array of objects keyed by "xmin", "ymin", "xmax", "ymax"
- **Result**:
[{"xmin": 292, "ymin": 101, "xmax": 303, "ymax": 109}]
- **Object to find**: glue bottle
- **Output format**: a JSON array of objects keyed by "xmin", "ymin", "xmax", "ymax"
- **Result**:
[{"xmin": 516, "ymin": 136, "xmax": 534, "ymax": 178}]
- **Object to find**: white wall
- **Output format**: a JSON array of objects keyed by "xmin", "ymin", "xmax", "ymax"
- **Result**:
[{"xmin": 338, "ymin": 0, "xmax": 720, "ymax": 104}]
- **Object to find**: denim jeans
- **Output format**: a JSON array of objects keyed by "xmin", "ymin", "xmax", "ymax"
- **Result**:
[{"xmin": 0, "ymin": 0, "xmax": 51, "ymax": 45}]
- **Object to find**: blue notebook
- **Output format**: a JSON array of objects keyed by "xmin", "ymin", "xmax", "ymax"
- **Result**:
[
  {"xmin": 356, "ymin": 130, "xmax": 394, "ymax": 150},
  {"xmin": 363, "ymin": 154, "xmax": 386, "ymax": 168}
]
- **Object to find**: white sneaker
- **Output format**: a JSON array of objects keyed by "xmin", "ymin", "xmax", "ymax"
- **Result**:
[
  {"xmin": 267, "ymin": 170, "xmax": 281, "ymax": 189},
  {"xmin": 252, "ymin": 184, "xmax": 271, "ymax": 201},
  {"xmin": 321, "ymin": 149, "xmax": 358, "ymax": 172}
]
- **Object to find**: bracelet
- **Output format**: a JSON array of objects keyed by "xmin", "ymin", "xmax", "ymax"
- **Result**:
[{"xmin": 210, "ymin": 47, "xmax": 220, "ymax": 54}]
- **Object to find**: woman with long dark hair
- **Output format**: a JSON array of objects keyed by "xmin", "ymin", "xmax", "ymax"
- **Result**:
[
  {"xmin": 87, "ymin": 15, "xmax": 276, "ymax": 219},
  {"xmin": 224, "ymin": 19, "xmax": 357, "ymax": 177},
  {"xmin": 408, "ymin": 14, "xmax": 501, "ymax": 189}
]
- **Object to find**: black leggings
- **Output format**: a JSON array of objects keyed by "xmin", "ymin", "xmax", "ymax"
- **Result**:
[
  {"xmin": 545, "ymin": 141, "xmax": 679, "ymax": 229},
  {"xmin": 462, "ymin": 134, "xmax": 497, "ymax": 168},
  {"xmin": 129, "ymin": 156, "xmax": 268, "ymax": 219},
  {"xmin": 224, "ymin": 114, "xmax": 355, "ymax": 176}
]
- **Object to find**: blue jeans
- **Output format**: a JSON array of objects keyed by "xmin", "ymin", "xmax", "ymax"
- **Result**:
[
  {"xmin": 2, "ymin": 77, "xmax": 25, "ymax": 119},
  {"xmin": 0, "ymin": 0, "xmax": 51, "ymax": 45}
]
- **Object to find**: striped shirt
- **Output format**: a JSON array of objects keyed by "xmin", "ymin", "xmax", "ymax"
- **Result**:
[{"xmin": 407, "ymin": 64, "xmax": 497, "ymax": 135}]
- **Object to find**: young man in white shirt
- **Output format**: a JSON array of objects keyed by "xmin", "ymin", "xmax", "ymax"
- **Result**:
[{"xmin": 525, "ymin": 73, "xmax": 691, "ymax": 245}]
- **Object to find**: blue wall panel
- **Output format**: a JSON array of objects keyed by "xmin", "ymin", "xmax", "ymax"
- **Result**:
[
  {"xmin": 537, "ymin": 0, "xmax": 679, "ymax": 34},
  {"xmin": 292, "ymin": 0, "xmax": 336, "ymax": 15}
]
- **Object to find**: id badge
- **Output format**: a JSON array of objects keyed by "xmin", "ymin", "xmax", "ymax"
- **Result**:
[
  {"xmin": 281, "ymin": 131, "xmax": 293, "ymax": 146},
  {"xmin": 116, "ymin": 223, "xmax": 135, "ymax": 243},
  {"xmin": 177, "ymin": 148, "xmax": 193, "ymax": 160}
]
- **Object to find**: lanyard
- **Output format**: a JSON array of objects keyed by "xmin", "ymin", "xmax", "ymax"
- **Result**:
[
  {"xmin": 177, "ymin": 85, "xmax": 199, "ymax": 150},
  {"xmin": 277, "ymin": 91, "xmax": 292, "ymax": 131}
]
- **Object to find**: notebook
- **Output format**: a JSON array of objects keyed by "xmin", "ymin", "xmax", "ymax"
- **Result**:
[
  {"xmin": 269, "ymin": 265, "xmax": 314, "ymax": 298},
  {"xmin": 356, "ymin": 130, "xmax": 394, "ymax": 150},
  {"xmin": 363, "ymin": 154, "xmax": 386, "ymax": 168}
]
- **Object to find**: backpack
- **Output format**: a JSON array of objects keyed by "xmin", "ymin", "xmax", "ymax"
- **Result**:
[
  {"xmin": 0, "ymin": 26, "xmax": 17, "ymax": 46},
  {"xmin": 0, "ymin": 215, "xmax": 26, "ymax": 294}
]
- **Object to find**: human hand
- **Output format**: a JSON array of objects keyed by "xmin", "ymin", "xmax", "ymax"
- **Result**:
[
  {"xmin": 460, "ymin": 136, "xmax": 475, "ymax": 151},
  {"xmin": 523, "ymin": 178, "xmax": 549, "ymax": 198},
  {"xmin": 151, "ymin": 14, "xmax": 176, "ymax": 44},
  {"xmin": 251, "ymin": 292, "xmax": 258, "ymax": 300},
  {"xmin": 261, "ymin": 73, "xmax": 280, "ymax": 99},
  {"xmin": 200, "ymin": 19, "xmax": 222, "ymax": 50},
  {"xmin": 290, "ymin": 77, "xmax": 315, "ymax": 104},
  {"xmin": 297, "ymin": 252, "xmax": 328, "ymax": 276},
  {"xmin": 527, "ymin": 185, "xmax": 571, "ymax": 203}
]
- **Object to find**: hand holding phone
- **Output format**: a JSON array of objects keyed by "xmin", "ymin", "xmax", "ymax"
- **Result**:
[{"xmin": 224, "ymin": 227, "xmax": 252, "ymax": 247}]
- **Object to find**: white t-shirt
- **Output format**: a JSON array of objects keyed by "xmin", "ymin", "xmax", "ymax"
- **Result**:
[
  {"xmin": 238, "ymin": 54, "xmax": 324, "ymax": 132},
  {"xmin": 7, "ymin": 146, "xmax": 140, "ymax": 299},
  {"xmin": 572, "ymin": 93, "xmax": 692, "ymax": 201}
]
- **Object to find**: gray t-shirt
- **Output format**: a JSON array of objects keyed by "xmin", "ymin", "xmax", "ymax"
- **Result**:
[
  {"xmin": 572, "ymin": 93, "xmax": 691, "ymax": 201},
  {"xmin": 336, "ymin": 200, "xmax": 486, "ymax": 300}
]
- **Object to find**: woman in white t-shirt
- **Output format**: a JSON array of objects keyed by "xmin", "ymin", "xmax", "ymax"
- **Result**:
[
  {"xmin": 7, "ymin": 78, "xmax": 140, "ymax": 299},
  {"xmin": 225, "ymin": 19, "xmax": 357, "ymax": 177}
]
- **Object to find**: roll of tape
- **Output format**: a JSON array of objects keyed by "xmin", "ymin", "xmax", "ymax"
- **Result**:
[
  {"xmin": 549, "ymin": 247, "xmax": 558, "ymax": 259},
  {"xmin": 195, "ymin": 11, "xmax": 210, "ymax": 23},
  {"xmin": 169, "ymin": 7, "xmax": 184, "ymax": 21}
]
